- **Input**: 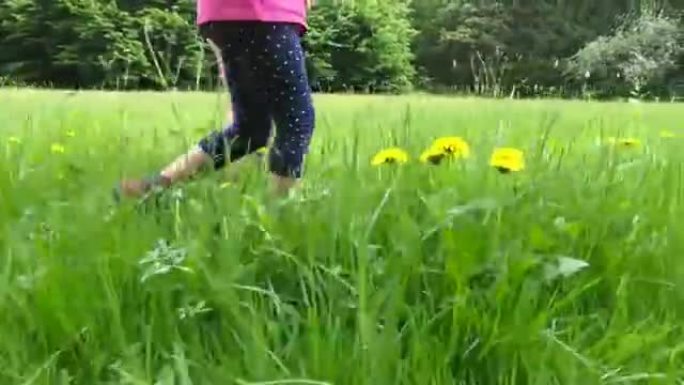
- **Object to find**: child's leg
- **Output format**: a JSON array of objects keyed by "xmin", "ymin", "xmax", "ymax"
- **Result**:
[
  {"xmin": 197, "ymin": 63, "xmax": 271, "ymax": 171},
  {"xmin": 118, "ymin": 24, "xmax": 272, "ymax": 198},
  {"xmin": 257, "ymin": 24, "xmax": 316, "ymax": 194}
]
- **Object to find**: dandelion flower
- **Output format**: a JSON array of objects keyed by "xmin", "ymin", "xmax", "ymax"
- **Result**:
[
  {"xmin": 8, "ymin": 136, "xmax": 21, "ymax": 145},
  {"xmin": 490, "ymin": 147, "xmax": 525, "ymax": 173},
  {"xmin": 420, "ymin": 146, "xmax": 446, "ymax": 165},
  {"xmin": 430, "ymin": 136, "xmax": 471, "ymax": 159},
  {"xmin": 660, "ymin": 130, "xmax": 676, "ymax": 139},
  {"xmin": 606, "ymin": 137, "xmax": 641, "ymax": 148},
  {"xmin": 371, "ymin": 147, "xmax": 409, "ymax": 166},
  {"xmin": 66, "ymin": 130, "xmax": 76, "ymax": 138},
  {"xmin": 51, "ymin": 143, "xmax": 66, "ymax": 154},
  {"xmin": 618, "ymin": 138, "xmax": 641, "ymax": 147}
]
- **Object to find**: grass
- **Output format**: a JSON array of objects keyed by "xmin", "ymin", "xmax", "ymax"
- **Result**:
[{"xmin": 1, "ymin": 88, "xmax": 684, "ymax": 385}]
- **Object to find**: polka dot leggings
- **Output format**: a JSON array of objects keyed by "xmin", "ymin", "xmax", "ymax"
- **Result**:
[{"xmin": 198, "ymin": 21, "xmax": 315, "ymax": 178}]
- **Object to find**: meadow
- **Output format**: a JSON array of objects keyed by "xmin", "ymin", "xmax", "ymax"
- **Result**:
[{"xmin": 1, "ymin": 88, "xmax": 684, "ymax": 385}]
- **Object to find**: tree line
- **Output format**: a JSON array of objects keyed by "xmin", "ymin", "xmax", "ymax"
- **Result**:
[{"xmin": 0, "ymin": 0, "xmax": 682, "ymax": 99}]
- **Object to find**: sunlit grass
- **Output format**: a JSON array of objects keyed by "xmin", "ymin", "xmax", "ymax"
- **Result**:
[{"xmin": 1, "ymin": 88, "xmax": 684, "ymax": 384}]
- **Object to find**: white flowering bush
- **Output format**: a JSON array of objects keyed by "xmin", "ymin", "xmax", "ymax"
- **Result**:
[{"xmin": 566, "ymin": 12, "xmax": 682, "ymax": 98}]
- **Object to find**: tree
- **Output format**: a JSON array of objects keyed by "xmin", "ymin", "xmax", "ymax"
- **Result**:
[
  {"xmin": 306, "ymin": 0, "xmax": 416, "ymax": 93},
  {"xmin": 0, "ymin": 0, "xmax": 682, "ymax": 98},
  {"xmin": 566, "ymin": 11, "xmax": 683, "ymax": 98}
]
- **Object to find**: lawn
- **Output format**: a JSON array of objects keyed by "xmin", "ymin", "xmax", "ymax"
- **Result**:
[{"xmin": 1, "ymin": 88, "xmax": 683, "ymax": 385}]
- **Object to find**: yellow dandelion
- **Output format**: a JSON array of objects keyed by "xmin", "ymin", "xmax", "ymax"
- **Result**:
[
  {"xmin": 50, "ymin": 143, "xmax": 66, "ymax": 154},
  {"xmin": 490, "ymin": 147, "xmax": 525, "ymax": 173},
  {"xmin": 420, "ymin": 146, "xmax": 446, "ymax": 165},
  {"xmin": 619, "ymin": 138, "xmax": 641, "ymax": 147},
  {"xmin": 371, "ymin": 147, "xmax": 409, "ymax": 166},
  {"xmin": 660, "ymin": 130, "xmax": 676, "ymax": 138},
  {"xmin": 430, "ymin": 136, "xmax": 471, "ymax": 159},
  {"xmin": 8, "ymin": 136, "xmax": 21, "ymax": 145},
  {"xmin": 65, "ymin": 130, "xmax": 76, "ymax": 138},
  {"xmin": 606, "ymin": 137, "xmax": 641, "ymax": 148}
]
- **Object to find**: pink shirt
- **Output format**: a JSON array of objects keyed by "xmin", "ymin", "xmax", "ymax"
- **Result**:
[{"xmin": 197, "ymin": 0, "xmax": 307, "ymax": 28}]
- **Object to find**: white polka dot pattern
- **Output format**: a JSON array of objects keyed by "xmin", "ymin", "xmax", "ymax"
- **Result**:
[{"xmin": 197, "ymin": 21, "xmax": 315, "ymax": 178}]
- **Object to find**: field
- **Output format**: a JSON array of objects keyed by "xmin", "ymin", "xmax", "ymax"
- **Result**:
[{"xmin": 1, "ymin": 88, "xmax": 684, "ymax": 385}]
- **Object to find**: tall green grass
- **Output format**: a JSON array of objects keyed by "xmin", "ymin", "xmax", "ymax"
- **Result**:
[{"xmin": 1, "ymin": 88, "xmax": 684, "ymax": 385}]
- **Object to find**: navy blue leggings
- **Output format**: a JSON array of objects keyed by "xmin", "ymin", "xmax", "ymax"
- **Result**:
[{"xmin": 198, "ymin": 21, "xmax": 315, "ymax": 178}]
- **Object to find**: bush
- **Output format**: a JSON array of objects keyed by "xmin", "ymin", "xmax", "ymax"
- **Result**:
[
  {"xmin": 566, "ymin": 12, "xmax": 683, "ymax": 99},
  {"xmin": 134, "ymin": 6, "xmax": 205, "ymax": 90},
  {"xmin": 305, "ymin": 0, "xmax": 416, "ymax": 93},
  {"xmin": 412, "ymin": 2, "xmax": 590, "ymax": 97}
]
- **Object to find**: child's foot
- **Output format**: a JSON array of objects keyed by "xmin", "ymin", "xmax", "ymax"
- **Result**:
[
  {"xmin": 118, "ymin": 179, "xmax": 152, "ymax": 198},
  {"xmin": 114, "ymin": 175, "xmax": 171, "ymax": 200}
]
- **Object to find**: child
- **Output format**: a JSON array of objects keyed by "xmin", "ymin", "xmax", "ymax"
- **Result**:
[{"xmin": 117, "ymin": 0, "xmax": 316, "ymax": 198}]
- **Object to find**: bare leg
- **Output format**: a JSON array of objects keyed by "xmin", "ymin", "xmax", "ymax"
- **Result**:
[
  {"xmin": 159, "ymin": 147, "xmax": 212, "ymax": 182},
  {"xmin": 118, "ymin": 38, "xmax": 226, "ymax": 199},
  {"xmin": 271, "ymin": 174, "xmax": 297, "ymax": 196},
  {"xmin": 117, "ymin": 145, "xmax": 287, "ymax": 198},
  {"xmin": 116, "ymin": 27, "xmax": 304, "ymax": 200},
  {"xmin": 118, "ymin": 147, "xmax": 211, "ymax": 198}
]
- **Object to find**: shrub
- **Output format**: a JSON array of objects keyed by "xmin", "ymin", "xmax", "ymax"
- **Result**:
[{"xmin": 566, "ymin": 11, "xmax": 683, "ymax": 99}]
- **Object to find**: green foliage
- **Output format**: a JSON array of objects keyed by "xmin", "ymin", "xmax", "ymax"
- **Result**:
[
  {"xmin": 412, "ymin": 1, "xmax": 613, "ymax": 96},
  {"xmin": 3, "ymin": 90, "xmax": 684, "ymax": 384},
  {"xmin": 0, "ymin": 0, "xmax": 145, "ymax": 87},
  {"xmin": 0, "ymin": 0, "xmax": 683, "ymax": 97},
  {"xmin": 307, "ymin": 0, "xmax": 416, "ymax": 92},
  {"xmin": 135, "ymin": 6, "xmax": 204, "ymax": 89},
  {"xmin": 567, "ymin": 11, "xmax": 683, "ymax": 98},
  {"xmin": 51, "ymin": 0, "xmax": 149, "ymax": 89}
]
